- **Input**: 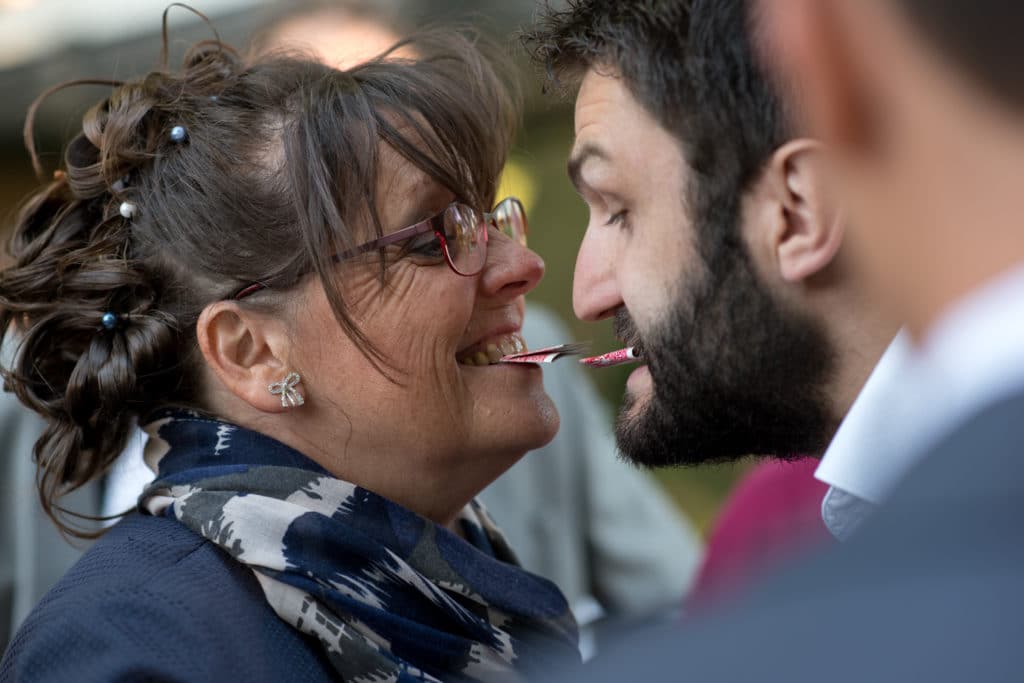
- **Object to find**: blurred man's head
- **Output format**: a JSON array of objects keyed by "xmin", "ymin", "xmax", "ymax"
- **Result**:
[
  {"xmin": 256, "ymin": 1, "xmax": 408, "ymax": 68},
  {"xmin": 524, "ymin": 0, "xmax": 878, "ymax": 467},
  {"xmin": 757, "ymin": 0, "xmax": 1024, "ymax": 338}
]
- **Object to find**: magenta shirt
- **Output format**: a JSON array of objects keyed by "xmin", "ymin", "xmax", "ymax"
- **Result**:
[{"xmin": 687, "ymin": 457, "xmax": 832, "ymax": 613}]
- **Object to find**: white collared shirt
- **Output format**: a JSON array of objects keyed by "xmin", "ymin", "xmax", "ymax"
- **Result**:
[
  {"xmin": 817, "ymin": 264, "xmax": 1024, "ymax": 538},
  {"xmin": 100, "ymin": 428, "xmax": 152, "ymax": 521},
  {"xmin": 815, "ymin": 331, "xmax": 914, "ymax": 506}
]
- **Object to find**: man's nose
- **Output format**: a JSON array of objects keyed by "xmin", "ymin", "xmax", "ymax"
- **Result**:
[{"xmin": 573, "ymin": 225, "xmax": 620, "ymax": 321}]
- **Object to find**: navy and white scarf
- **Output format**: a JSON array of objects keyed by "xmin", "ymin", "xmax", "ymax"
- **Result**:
[{"xmin": 139, "ymin": 411, "xmax": 580, "ymax": 682}]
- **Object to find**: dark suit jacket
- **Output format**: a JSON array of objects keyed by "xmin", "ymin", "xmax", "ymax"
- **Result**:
[
  {"xmin": 564, "ymin": 390, "xmax": 1024, "ymax": 682},
  {"xmin": 1, "ymin": 514, "xmax": 336, "ymax": 682}
]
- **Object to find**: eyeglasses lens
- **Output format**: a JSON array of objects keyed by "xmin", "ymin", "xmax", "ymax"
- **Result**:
[
  {"xmin": 494, "ymin": 198, "xmax": 528, "ymax": 247},
  {"xmin": 444, "ymin": 204, "xmax": 487, "ymax": 275}
]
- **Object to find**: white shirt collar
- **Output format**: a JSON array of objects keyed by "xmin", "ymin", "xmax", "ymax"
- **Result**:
[
  {"xmin": 815, "ymin": 332, "xmax": 912, "ymax": 503},
  {"xmin": 818, "ymin": 264, "xmax": 1024, "ymax": 504}
]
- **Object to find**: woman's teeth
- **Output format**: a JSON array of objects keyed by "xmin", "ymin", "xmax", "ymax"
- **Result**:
[{"xmin": 458, "ymin": 333, "xmax": 526, "ymax": 366}]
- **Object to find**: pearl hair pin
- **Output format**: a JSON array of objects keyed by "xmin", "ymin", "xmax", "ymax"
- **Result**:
[
  {"xmin": 119, "ymin": 201, "xmax": 138, "ymax": 219},
  {"xmin": 101, "ymin": 312, "xmax": 119, "ymax": 330},
  {"xmin": 169, "ymin": 125, "xmax": 188, "ymax": 143}
]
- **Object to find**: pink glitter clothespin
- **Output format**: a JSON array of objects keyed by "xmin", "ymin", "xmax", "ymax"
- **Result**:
[
  {"xmin": 499, "ymin": 343, "xmax": 590, "ymax": 364},
  {"xmin": 579, "ymin": 346, "xmax": 642, "ymax": 368}
]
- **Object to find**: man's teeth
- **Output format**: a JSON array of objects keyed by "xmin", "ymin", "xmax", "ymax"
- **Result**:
[{"xmin": 458, "ymin": 333, "xmax": 526, "ymax": 366}]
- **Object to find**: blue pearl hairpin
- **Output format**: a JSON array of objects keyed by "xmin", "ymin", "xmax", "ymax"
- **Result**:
[
  {"xmin": 169, "ymin": 125, "xmax": 188, "ymax": 143},
  {"xmin": 101, "ymin": 312, "xmax": 119, "ymax": 330}
]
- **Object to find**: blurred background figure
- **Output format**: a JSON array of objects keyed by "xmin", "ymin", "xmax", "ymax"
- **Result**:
[
  {"xmin": 0, "ymin": 391, "xmax": 99, "ymax": 647},
  {"xmin": 1, "ymin": 0, "xmax": 703, "ymax": 654}
]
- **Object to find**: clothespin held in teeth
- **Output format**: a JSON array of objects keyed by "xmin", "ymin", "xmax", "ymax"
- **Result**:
[
  {"xmin": 499, "ymin": 342, "xmax": 590, "ymax": 365},
  {"xmin": 580, "ymin": 346, "xmax": 642, "ymax": 368}
]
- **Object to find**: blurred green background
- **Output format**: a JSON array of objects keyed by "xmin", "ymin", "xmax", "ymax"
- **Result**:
[{"xmin": 0, "ymin": 0, "xmax": 751, "ymax": 536}]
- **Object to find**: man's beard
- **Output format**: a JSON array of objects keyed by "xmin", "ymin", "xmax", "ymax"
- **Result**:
[{"xmin": 615, "ymin": 243, "xmax": 837, "ymax": 468}]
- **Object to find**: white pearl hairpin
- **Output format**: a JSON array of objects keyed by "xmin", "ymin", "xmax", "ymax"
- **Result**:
[{"xmin": 119, "ymin": 201, "xmax": 138, "ymax": 219}]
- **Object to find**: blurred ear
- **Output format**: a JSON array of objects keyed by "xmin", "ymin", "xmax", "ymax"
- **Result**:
[
  {"xmin": 196, "ymin": 302, "xmax": 292, "ymax": 414},
  {"xmin": 763, "ymin": 139, "xmax": 844, "ymax": 283}
]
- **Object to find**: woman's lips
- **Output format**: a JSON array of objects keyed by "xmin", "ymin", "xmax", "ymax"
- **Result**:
[{"xmin": 457, "ymin": 332, "xmax": 527, "ymax": 366}]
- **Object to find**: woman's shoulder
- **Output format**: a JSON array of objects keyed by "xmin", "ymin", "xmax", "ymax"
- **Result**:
[{"xmin": 1, "ymin": 514, "xmax": 335, "ymax": 682}]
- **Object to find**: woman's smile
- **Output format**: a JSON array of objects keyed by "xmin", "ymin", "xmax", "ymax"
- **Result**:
[{"xmin": 456, "ymin": 331, "xmax": 528, "ymax": 365}]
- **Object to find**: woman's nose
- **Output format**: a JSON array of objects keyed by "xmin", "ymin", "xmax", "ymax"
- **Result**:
[{"xmin": 478, "ymin": 230, "xmax": 545, "ymax": 302}]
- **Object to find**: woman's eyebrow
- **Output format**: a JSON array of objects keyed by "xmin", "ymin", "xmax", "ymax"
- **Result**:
[{"xmin": 392, "ymin": 179, "xmax": 450, "ymax": 229}]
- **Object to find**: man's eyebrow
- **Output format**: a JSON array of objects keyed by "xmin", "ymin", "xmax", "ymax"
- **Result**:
[{"xmin": 567, "ymin": 143, "xmax": 609, "ymax": 193}]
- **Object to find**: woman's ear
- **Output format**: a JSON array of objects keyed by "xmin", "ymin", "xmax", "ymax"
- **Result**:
[
  {"xmin": 764, "ymin": 139, "xmax": 845, "ymax": 283},
  {"xmin": 196, "ymin": 302, "xmax": 294, "ymax": 414}
]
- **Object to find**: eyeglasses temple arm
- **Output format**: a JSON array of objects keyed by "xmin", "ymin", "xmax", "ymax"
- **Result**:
[{"xmin": 333, "ymin": 218, "xmax": 438, "ymax": 261}]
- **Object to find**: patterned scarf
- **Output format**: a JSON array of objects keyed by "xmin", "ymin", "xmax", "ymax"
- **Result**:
[{"xmin": 139, "ymin": 411, "xmax": 580, "ymax": 682}]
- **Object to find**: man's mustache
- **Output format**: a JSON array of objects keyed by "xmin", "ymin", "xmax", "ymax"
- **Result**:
[{"xmin": 612, "ymin": 308, "xmax": 645, "ymax": 356}]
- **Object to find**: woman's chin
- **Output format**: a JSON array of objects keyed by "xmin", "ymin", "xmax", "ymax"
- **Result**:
[
  {"xmin": 459, "ymin": 362, "xmax": 560, "ymax": 453},
  {"xmin": 521, "ymin": 393, "xmax": 560, "ymax": 450}
]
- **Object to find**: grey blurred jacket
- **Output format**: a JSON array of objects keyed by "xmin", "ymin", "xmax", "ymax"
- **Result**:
[
  {"xmin": 0, "ymin": 391, "xmax": 99, "ymax": 649},
  {"xmin": 480, "ymin": 306, "xmax": 703, "ymax": 618}
]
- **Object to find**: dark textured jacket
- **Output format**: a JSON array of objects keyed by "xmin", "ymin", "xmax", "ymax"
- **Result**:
[{"xmin": 1, "ymin": 513, "xmax": 336, "ymax": 682}]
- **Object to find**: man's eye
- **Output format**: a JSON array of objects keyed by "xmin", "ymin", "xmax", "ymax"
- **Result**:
[{"xmin": 605, "ymin": 210, "xmax": 629, "ymax": 227}]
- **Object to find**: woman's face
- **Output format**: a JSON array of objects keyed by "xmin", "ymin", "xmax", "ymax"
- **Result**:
[{"xmin": 284, "ymin": 154, "xmax": 558, "ymax": 521}]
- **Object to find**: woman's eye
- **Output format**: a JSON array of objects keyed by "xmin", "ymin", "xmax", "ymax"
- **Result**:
[{"xmin": 401, "ymin": 233, "xmax": 445, "ymax": 261}]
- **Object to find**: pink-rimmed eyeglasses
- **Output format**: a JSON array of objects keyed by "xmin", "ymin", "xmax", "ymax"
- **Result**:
[{"xmin": 231, "ymin": 196, "xmax": 528, "ymax": 300}]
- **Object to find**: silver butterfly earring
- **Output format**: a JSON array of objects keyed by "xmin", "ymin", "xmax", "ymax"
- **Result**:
[{"xmin": 268, "ymin": 372, "xmax": 305, "ymax": 408}]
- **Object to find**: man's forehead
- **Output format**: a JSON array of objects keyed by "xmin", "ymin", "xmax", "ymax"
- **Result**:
[
  {"xmin": 570, "ymin": 71, "xmax": 624, "ymax": 176},
  {"xmin": 569, "ymin": 68, "xmax": 689, "ymax": 198},
  {"xmin": 572, "ymin": 69, "xmax": 675, "ymax": 173},
  {"xmin": 572, "ymin": 68, "xmax": 668, "ymax": 150},
  {"xmin": 573, "ymin": 68, "xmax": 626, "ymax": 136}
]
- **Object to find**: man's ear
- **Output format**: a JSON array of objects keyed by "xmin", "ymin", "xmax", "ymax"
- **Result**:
[
  {"xmin": 196, "ymin": 302, "xmax": 293, "ymax": 414},
  {"xmin": 763, "ymin": 139, "xmax": 844, "ymax": 283}
]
